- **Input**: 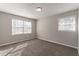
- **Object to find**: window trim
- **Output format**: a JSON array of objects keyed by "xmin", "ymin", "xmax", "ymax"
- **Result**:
[
  {"xmin": 58, "ymin": 16, "xmax": 76, "ymax": 32},
  {"xmin": 12, "ymin": 19, "xmax": 32, "ymax": 35}
]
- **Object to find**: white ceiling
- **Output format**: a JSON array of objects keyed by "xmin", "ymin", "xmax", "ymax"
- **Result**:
[{"xmin": 0, "ymin": 3, "xmax": 79, "ymax": 19}]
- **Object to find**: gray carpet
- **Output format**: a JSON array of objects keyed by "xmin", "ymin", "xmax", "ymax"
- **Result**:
[{"xmin": 0, "ymin": 39, "xmax": 78, "ymax": 56}]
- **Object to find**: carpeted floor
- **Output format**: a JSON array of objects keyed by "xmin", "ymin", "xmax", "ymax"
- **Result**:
[{"xmin": 0, "ymin": 39, "xmax": 78, "ymax": 56}]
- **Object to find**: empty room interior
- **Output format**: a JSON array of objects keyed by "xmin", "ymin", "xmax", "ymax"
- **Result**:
[{"xmin": 0, "ymin": 3, "xmax": 79, "ymax": 56}]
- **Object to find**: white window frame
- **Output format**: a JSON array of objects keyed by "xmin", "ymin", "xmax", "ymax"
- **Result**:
[
  {"xmin": 58, "ymin": 16, "xmax": 76, "ymax": 32},
  {"xmin": 24, "ymin": 21, "xmax": 32, "ymax": 34},
  {"xmin": 12, "ymin": 19, "xmax": 32, "ymax": 35}
]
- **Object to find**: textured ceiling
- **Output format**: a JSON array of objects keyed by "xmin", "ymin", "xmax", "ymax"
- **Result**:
[{"xmin": 0, "ymin": 3, "xmax": 79, "ymax": 19}]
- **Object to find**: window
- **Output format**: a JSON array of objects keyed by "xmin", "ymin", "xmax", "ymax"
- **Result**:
[
  {"xmin": 12, "ymin": 19, "xmax": 32, "ymax": 35},
  {"xmin": 24, "ymin": 21, "xmax": 32, "ymax": 33},
  {"xmin": 58, "ymin": 16, "xmax": 76, "ymax": 31}
]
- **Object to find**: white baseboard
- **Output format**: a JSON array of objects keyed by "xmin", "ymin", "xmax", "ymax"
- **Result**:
[
  {"xmin": 38, "ymin": 37, "xmax": 78, "ymax": 49},
  {"xmin": 0, "ymin": 39, "xmax": 32, "ymax": 47},
  {"xmin": 0, "ymin": 37, "xmax": 77, "ymax": 50}
]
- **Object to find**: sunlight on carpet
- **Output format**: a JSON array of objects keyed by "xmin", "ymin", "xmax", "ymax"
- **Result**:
[
  {"xmin": 7, "ymin": 43, "xmax": 28, "ymax": 56},
  {"xmin": 12, "ymin": 43, "xmax": 28, "ymax": 52},
  {"xmin": 0, "ymin": 48, "xmax": 14, "ymax": 56}
]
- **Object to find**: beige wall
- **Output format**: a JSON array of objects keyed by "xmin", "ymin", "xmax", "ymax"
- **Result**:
[
  {"xmin": 0, "ymin": 12, "xmax": 37, "ymax": 46},
  {"xmin": 78, "ymin": 9, "xmax": 79, "ymax": 55},
  {"xmin": 37, "ymin": 10, "xmax": 78, "ymax": 49}
]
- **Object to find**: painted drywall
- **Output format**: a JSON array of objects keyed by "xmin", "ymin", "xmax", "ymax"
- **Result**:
[
  {"xmin": 37, "ymin": 10, "xmax": 78, "ymax": 49},
  {"xmin": 0, "ymin": 12, "xmax": 37, "ymax": 46},
  {"xmin": 78, "ymin": 9, "xmax": 79, "ymax": 55}
]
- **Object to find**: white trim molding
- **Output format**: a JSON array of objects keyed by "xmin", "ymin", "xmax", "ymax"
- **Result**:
[{"xmin": 38, "ymin": 37, "xmax": 78, "ymax": 49}]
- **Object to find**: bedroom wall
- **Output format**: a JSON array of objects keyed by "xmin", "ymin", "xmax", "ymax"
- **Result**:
[
  {"xmin": 37, "ymin": 9, "xmax": 78, "ymax": 49},
  {"xmin": 78, "ymin": 9, "xmax": 79, "ymax": 55},
  {"xmin": 0, "ymin": 11, "xmax": 37, "ymax": 46}
]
